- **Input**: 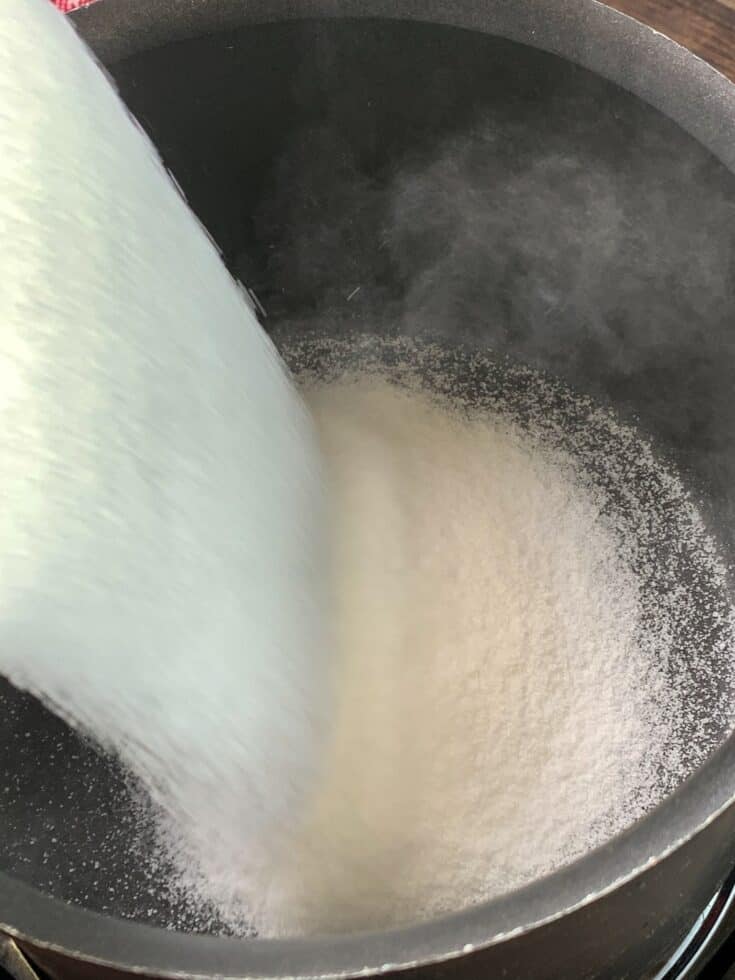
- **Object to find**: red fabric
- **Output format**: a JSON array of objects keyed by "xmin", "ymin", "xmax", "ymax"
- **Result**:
[{"xmin": 53, "ymin": 0, "xmax": 97, "ymax": 10}]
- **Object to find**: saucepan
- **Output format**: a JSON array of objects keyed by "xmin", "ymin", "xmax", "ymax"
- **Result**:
[{"xmin": 2, "ymin": 1, "xmax": 735, "ymax": 977}]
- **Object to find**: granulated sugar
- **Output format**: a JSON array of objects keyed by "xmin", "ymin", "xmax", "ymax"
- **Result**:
[
  {"xmin": 159, "ymin": 337, "xmax": 735, "ymax": 938},
  {"xmin": 238, "ymin": 379, "xmax": 666, "ymax": 935},
  {"xmin": 0, "ymin": 0, "xmax": 328, "ymax": 913}
]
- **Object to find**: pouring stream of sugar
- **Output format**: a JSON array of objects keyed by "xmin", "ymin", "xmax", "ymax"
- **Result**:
[{"xmin": 0, "ymin": 0, "xmax": 329, "ymax": 874}]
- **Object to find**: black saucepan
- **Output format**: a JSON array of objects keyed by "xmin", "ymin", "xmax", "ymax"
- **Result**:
[{"xmin": 2, "ymin": 1, "xmax": 735, "ymax": 977}]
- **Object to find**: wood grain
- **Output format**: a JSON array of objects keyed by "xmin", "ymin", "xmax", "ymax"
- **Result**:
[{"xmin": 605, "ymin": 0, "xmax": 735, "ymax": 79}]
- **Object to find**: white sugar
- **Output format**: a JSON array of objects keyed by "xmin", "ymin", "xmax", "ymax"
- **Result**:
[
  {"xmin": 163, "ymin": 341, "xmax": 735, "ymax": 936},
  {"xmin": 0, "ymin": 0, "xmax": 329, "ymax": 888}
]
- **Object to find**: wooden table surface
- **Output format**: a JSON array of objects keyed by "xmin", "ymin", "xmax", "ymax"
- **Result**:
[{"xmin": 606, "ymin": 0, "xmax": 735, "ymax": 79}]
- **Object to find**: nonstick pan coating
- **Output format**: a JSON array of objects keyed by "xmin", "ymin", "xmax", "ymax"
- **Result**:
[{"xmin": 2, "ymin": 4, "xmax": 735, "ymax": 978}]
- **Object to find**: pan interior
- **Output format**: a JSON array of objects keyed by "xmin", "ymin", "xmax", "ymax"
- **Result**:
[{"xmin": 2, "ymin": 17, "xmax": 735, "ymax": 935}]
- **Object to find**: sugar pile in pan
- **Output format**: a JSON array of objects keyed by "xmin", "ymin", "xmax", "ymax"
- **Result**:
[{"xmin": 151, "ymin": 336, "xmax": 735, "ymax": 938}]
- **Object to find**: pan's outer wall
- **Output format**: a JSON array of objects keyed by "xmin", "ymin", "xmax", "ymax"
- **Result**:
[{"xmin": 3, "ymin": 1, "xmax": 735, "ymax": 978}]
